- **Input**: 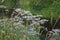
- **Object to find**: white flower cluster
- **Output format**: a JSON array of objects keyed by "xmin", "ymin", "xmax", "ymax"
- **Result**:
[
  {"xmin": 11, "ymin": 8, "xmax": 48, "ymax": 24},
  {"xmin": 10, "ymin": 8, "xmax": 48, "ymax": 36},
  {"xmin": 0, "ymin": 8, "xmax": 48, "ymax": 37}
]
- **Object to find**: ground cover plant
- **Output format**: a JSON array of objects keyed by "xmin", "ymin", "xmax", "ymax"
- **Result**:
[{"xmin": 0, "ymin": 0, "xmax": 60, "ymax": 40}]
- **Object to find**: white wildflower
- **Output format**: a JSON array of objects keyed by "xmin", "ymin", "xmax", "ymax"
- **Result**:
[
  {"xmin": 34, "ymin": 18, "xmax": 40, "ymax": 21},
  {"xmin": 23, "ymin": 16, "xmax": 33, "ymax": 20},
  {"xmin": 19, "ymin": 21, "xmax": 24, "ymax": 24},
  {"xmin": 26, "ymin": 13, "xmax": 32, "ymax": 16},
  {"xmin": 32, "ymin": 16, "xmax": 37, "ymax": 18},
  {"xmin": 15, "ymin": 26, "xmax": 19, "ymax": 29},
  {"xmin": 28, "ymin": 30, "xmax": 37, "ymax": 35},
  {"xmin": 23, "ymin": 10, "xmax": 32, "ymax": 16},
  {"xmin": 30, "ymin": 21, "xmax": 40, "ymax": 26},
  {"xmin": 20, "ymin": 13, "xmax": 25, "ymax": 16},
  {"xmin": 36, "ymin": 15, "xmax": 43, "ymax": 17},
  {"xmin": 9, "ymin": 18, "xmax": 15, "ymax": 21},
  {"xmin": 14, "ymin": 16, "xmax": 19, "ymax": 21},
  {"xmin": 15, "ymin": 8, "xmax": 22, "ymax": 12},
  {"xmin": 19, "ymin": 18, "xmax": 23, "ymax": 21},
  {"xmin": 24, "ymin": 10, "xmax": 30, "ymax": 14},
  {"xmin": 13, "ymin": 22, "xmax": 21, "ymax": 26},
  {"xmin": 39, "ymin": 19, "xmax": 48, "ymax": 24},
  {"xmin": 49, "ymin": 31, "xmax": 53, "ymax": 34},
  {"xmin": 22, "ymin": 16, "xmax": 27, "ymax": 19}
]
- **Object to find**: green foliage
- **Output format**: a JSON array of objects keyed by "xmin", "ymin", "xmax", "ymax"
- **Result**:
[
  {"xmin": 7, "ymin": 0, "xmax": 15, "ymax": 9},
  {"xmin": 0, "ymin": 21, "xmax": 27, "ymax": 40},
  {"xmin": 0, "ymin": 20, "xmax": 40, "ymax": 40},
  {"xmin": 40, "ymin": 0, "xmax": 60, "ymax": 18},
  {"xmin": 1, "ymin": 0, "xmax": 16, "ymax": 9},
  {"xmin": 0, "ymin": 0, "xmax": 60, "ymax": 18},
  {"xmin": 30, "ymin": 0, "xmax": 53, "ymax": 11}
]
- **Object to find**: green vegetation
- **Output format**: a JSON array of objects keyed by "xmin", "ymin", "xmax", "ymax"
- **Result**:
[
  {"xmin": 19, "ymin": 0, "xmax": 60, "ymax": 19},
  {"xmin": 0, "ymin": 0, "xmax": 60, "ymax": 19},
  {"xmin": 0, "ymin": 0, "xmax": 60, "ymax": 40},
  {"xmin": 0, "ymin": 20, "xmax": 40, "ymax": 40}
]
